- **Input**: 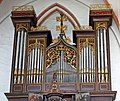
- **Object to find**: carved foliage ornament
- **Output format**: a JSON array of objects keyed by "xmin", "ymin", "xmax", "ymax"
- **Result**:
[
  {"xmin": 28, "ymin": 39, "xmax": 44, "ymax": 56},
  {"xmin": 75, "ymin": 26, "xmax": 93, "ymax": 30},
  {"xmin": 80, "ymin": 26, "xmax": 93, "ymax": 30},
  {"xmin": 79, "ymin": 38, "xmax": 95, "ymax": 54},
  {"xmin": 95, "ymin": 22, "xmax": 107, "ymax": 30},
  {"xmin": 46, "ymin": 43, "xmax": 77, "ymax": 69},
  {"xmin": 16, "ymin": 23, "xmax": 28, "ymax": 31},
  {"xmin": 30, "ymin": 26, "xmax": 47, "ymax": 31},
  {"xmin": 52, "ymin": 37, "xmax": 71, "ymax": 43},
  {"xmin": 90, "ymin": 4, "xmax": 112, "ymax": 10},
  {"xmin": 12, "ymin": 6, "xmax": 34, "ymax": 11},
  {"xmin": 56, "ymin": 14, "xmax": 67, "ymax": 34}
]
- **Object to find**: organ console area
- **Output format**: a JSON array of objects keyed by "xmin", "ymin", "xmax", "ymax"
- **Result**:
[{"xmin": 5, "ymin": 4, "xmax": 116, "ymax": 101}]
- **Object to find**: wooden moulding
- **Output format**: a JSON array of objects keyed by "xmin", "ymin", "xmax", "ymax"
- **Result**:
[
  {"xmin": 5, "ymin": 93, "xmax": 28, "ymax": 101},
  {"xmin": 90, "ymin": 91, "xmax": 117, "ymax": 101},
  {"xmin": 28, "ymin": 30, "xmax": 52, "ymax": 47}
]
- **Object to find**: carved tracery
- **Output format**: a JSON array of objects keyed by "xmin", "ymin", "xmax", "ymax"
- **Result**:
[
  {"xmin": 46, "ymin": 43, "xmax": 77, "ymax": 69},
  {"xmin": 46, "ymin": 39, "xmax": 77, "ymax": 83}
]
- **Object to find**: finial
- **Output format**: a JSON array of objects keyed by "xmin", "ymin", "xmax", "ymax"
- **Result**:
[{"xmin": 56, "ymin": 12, "xmax": 67, "ymax": 38}]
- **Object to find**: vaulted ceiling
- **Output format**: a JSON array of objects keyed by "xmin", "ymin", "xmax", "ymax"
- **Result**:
[{"xmin": 0, "ymin": 0, "xmax": 119, "ymax": 29}]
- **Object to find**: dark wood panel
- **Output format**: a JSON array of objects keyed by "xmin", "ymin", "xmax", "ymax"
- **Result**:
[
  {"xmin": 13, "ymin": 84, "xmax": 23, "ymax": 92},
  {"xmin": 99, "ymin": 83, "xmax": 109, "ymax": 91},
  {"xmin": 80, "ymin": 83, "xmax": 95, "ymax": 91},
  {"xmin": 91, "ymin": 97, "xmax": 112, "ymax": 101},
  {"xmin": 26, "ymin": 84, "xmax": 42, "ymax": 92},
  {"xmin": 59, "ymin": 83, "xmax": 77, "ymax": 92}
]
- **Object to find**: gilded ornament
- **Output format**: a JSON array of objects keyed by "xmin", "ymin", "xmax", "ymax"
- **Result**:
[
  {"xmin": 80, "ymin": 26, "xmax": 93, "ymax": 30},
  {"xmin": 56, "ymin": 25, "xmax": 67, "ymax": 31},
  {"xmin": 16, "ymin": 23, "xmax": 28, "ymax": 31},
  {"xmin": 12, "ymin": 6, "xmax": 34, "ymax": 11},
  {"xmin": 79, "ymin": 38, "xmax": 95, "ymax": 54},
  {"xmin": 46, "ymin": 45, "xmax": 77, "ymax": 69},
  {"xmin": 64, "ymin": 37, "xmax": 71, "ymax": 43},
  {"xmin": 31, "ymin": 26, "xmax": 47, "ymax": 31},
  {"xmin": 95, "ymin": 22, "xmax": 107, "ymax": 30},
  {"xmin": 90, "ymin": 4, "xmax": 112, "ymax": 10},
  {"xmin": 56, "ymin": 13, "xmax": 67, "ymax": 36},
  {"xmin": 28, "ymin": 39, "xmax": 44, "ymax": 56},
  {"xmin": 52, "ymin": 38, "xmax": 59, "ymax": 43}
]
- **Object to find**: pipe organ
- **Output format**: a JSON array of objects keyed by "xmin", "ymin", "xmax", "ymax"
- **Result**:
[{"xmin": 5, "ymin": 5, "xmax": 116, "ymax": 101}]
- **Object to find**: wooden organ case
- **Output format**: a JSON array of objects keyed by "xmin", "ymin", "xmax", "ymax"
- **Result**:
[{"xmin": 5, "ymin": 5, "xmax": 116, "ymax": 101}]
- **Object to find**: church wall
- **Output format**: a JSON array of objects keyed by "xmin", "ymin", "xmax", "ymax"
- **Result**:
[
  {"xmin": 107, "ymin": 0, "xmax": 120, "ymax": 23},
  {"xmin": 0, "ymin": 18, "xmax": 13, "ymax": 101},
  {"xmin": 110, "ymin": 20, "xmax": 120, "ymax": 101}
]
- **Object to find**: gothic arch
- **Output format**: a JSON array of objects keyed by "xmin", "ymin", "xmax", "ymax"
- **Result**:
[{"xmin": 37, "ymin": 3, "xmax": 80, "ymax": 28}]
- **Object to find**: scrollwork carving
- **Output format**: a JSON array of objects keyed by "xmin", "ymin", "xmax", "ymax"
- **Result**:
[
  {"xmin": 46, "ymin": 44, "xmax": 77, "ymax": 69},
  {"xmin": 79, "ymin": 38, "xmax": 95, "ymax": 54},
  {"xmin": 16, "ymin": 23, "xmax": 28, "ymax": 31},
  {"xmin": 90, "ymin": 4, "xmax": 112, "ymax": 10},
  {"xmin": 95, "ymin": 22, "xmax": 107, "ymax": 30},
  {"xmin": 12, "ymin": 6, "xmax": 34, "ymax": 11},
  {"xmin": 28, "ymin": 39, "xmax": 44, "ymax": 56},
  {"xmin": 31, "ymin": 26, "xmax": 47, "ymax": 31}
]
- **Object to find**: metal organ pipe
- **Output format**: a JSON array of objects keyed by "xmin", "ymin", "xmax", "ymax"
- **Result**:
[
  {"xmin": 87, "ymin": 46, "xmax": 90, "ymax": 82},
  {"xmin": 34, "ymin": 48, "xmax": 37, "ymax": 83},
  {"xmin": 85, "ymin": 47, "xmax": 87, "ymax": 82},
  {"xmin": 93, "ymin": 52, "xmax": 95, "ymax": 82},
  {"xmin": 104, "ymin": 29, "xmax": 108, "ymax": 82},
  {"xmin": 80, "ymin": 49, "xmax": 82, "ymax": 82},
  {"xmin": 27, "ymin": 52, "xmax": 30, "ymax": 83},
  {"xmin": 40, "ymin": 48, "xmax": 43, "ymax": 82},
  {"xmin": 97, "ymin": 28, "xmax": 108, "ymax": 83},
  {"xmin": 30, "ymin": 48, "xmax": 33, "ymax": 83},
  {"xmin": 97, "ymin": 29, "xmax": 100, "ymax": 82},
  {"xmin": 102, "ymin": 29, "xmax": 106, "ymax": 82},
  {"xmin": 16, "ymin": 31, "xmax": 22, "ymax": 84},
  {"xmin": 20, "ymin": 31, "xmax": 26, "ymax": 83},
  {"xmin": 14, "ymin": 31, "xmax": 20, "ymax": 84},
  {"xmin": 27, "ymin": 42, "xmax": 44, "ymax": 84},
  {"xmin": 79, "ymin": 39, "xmax": 96, "ymax": 83},
  {"xmin": 23, "ymin": 32, "xmax": 27, "ymax": 83},
  {"xmin": 31, "ymin": 48, "xmax": 34, "ymax": 83},
  {"xmin": 59, "ymin": 51, "xmax": 61, "ymax": 82},
  {"xmin": 37, "ymin": 48, "xmax": 42, "ymax": 83},
  {"xmin": 14, "ymin": 30, "xmax": 27, "ymax": 84},
  {"xmin": 59, "ymin": 51, "xmax": 64, "ymax": 82}
]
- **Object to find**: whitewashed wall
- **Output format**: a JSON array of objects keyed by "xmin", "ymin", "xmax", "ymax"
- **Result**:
[
  {"xmin": 108, "ymin": 0, "xmax": 120, "ymax": 24},
  {"xmin": 0, "ymin": 0, "xmax": 120, "ymax": 101},
  {"xmin": 110, "ymin": 20, "xmax": 120, "ymax": 101}
]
